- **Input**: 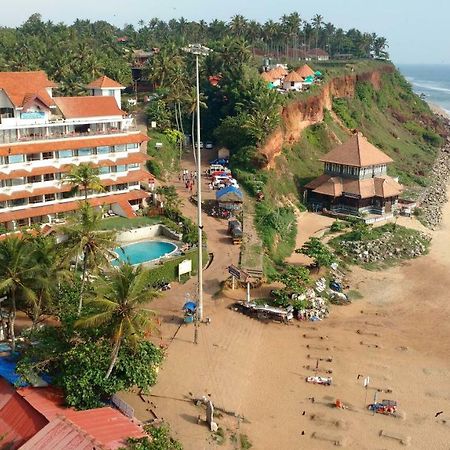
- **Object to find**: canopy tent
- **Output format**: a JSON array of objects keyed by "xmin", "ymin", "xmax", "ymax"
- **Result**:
[
  {"xmin": 304, "ymin": 75, "xmax": 315, "ymax": 83},
  {"xmin": 314, "ymin": 71, "xmax": 322, "ymax": 76},
  {"xmin": 216, "ymin": 186, "xmax": 244, "ymax": 211},
  {"xmin": 216, "ymin": 186, "xmax": 243, "ymax": 203}
]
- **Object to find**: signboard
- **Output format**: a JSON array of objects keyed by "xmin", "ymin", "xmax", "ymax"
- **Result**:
[
  {"xmin": 151, "ymin": 121, "xmax": 157, "ymax": 128},
  {"xmin": 228, "ymin": 265, "xmax": 250, "ymax": 283},
  {"xmin": 20, "ymin": 111, "xmax": 45, "ymax": 120},
  {"xmin": 178, "ymin": 259, "xmax": 192, "ymax": 281}
]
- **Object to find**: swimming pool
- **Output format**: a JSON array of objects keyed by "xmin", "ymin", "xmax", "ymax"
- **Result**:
[{"xmin": 112, "ymin": 241, "xmax": 178, "ymax": 265}]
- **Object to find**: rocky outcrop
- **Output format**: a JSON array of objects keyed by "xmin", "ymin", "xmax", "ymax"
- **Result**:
[
  {"xmin": 419, "ymin": 136, "xmax": 450, "ymax": 229},
  {"xmin": 260, "ymin": 66, "xmax": 394, "ymax": 168},
  {"xmin": 337, "ymin": 231, "xmax": 431, "ymax": 264}
]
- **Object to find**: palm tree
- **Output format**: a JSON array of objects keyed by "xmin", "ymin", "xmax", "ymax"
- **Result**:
[
  {"xmin": 76, "ymin": 264, "xmax": 159, "ymax": 379},
  {"xmin": 184, "ymin": 87, "xmax": 208, "ymax": 156},
  {"xmin": 0, "ymin": 237, "xmax": 38, "ymax": 352},
  {"xmin": 61, "ymin": 203, "xmax": 116, "ymax": 316},
  {"xmin": 312, "ymin": 14, "xmax": 324, "ymax": 58},
  {"xmin": 62, "ymin": 163, "xmax": 104, "ymax": 201}
]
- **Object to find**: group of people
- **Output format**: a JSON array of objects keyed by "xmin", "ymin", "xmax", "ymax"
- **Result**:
[{"xmin": 179, "ymin": 169, "xmax": 198, "ymax": 192}]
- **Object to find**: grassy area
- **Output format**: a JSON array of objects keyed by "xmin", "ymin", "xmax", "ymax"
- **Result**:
[{"xmin": 98, "ymin": 216, "xmax": 164, "ymax": 231}]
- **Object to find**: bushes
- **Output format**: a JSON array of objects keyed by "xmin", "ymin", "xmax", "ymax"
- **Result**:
[{"xmin": 332, "ymin": 98, "xmax": 358, "ymax": 129}]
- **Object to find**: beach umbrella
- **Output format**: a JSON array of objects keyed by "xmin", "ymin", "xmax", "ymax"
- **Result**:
[{"xmin": 183, "ymin": 301, "xmax": 197, "ymax": 312}]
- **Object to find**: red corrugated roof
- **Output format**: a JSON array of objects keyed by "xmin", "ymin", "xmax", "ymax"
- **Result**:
[
  {"xmin": 19, "ymin": 416, "xmax": 104, "ymax": 450},
  {"xmin": 0, "ymin": 381, "xmax": 48, "ymax": 450},
  {"xmin": 17, "ymin": 387, "xmax": 145, "ymax": 449},
  {"xmin": 54, "ymin": 96, "xmax": 125, "ymax": 119},
  {"xmin": 0, "ymin": 132, "xmax": 149, "ymax": 156},
  {"xmin": 0, "ymin": 71, "xmax": 57, "ymax": 108},
  {"xmin": 86, "ymin": 76, "xmax": 125, "ymax": 90}
]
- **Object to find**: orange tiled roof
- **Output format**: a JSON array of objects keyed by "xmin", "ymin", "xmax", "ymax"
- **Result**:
[
  {"xmin": 86, "ymin": 75, "xmax": 125, "ymax": 89},
  {"xmin": 0, "ymin": 190, "xmax": 148, "ymax": 223},
  {"xmin": 0, "ymin": 153, "xmax": 148, "ymax": 181},
  {"xmin": 295, "ymin": 64, "xmax": 315, "ymax": 79},
  {"xmin": 319, "ymin": 132, "xmax": 394, "ymax": 167},
  {"xmin": 0, "ymin": 71, "xmax": 57, "ymax": 108},
  {"xmin": 53, "ymin": 96, "xmax": 124, "ymax": 119},
  {"xmin": 0, "ymin": 132, "xmax": 149, "ymax": 156}
]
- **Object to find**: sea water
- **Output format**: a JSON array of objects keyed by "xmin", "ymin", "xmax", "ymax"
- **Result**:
[{"xmin": 398, "ymin": 64, "xmax": 450, "ymax": 114}]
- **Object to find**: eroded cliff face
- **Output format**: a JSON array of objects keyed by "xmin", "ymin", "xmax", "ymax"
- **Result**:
[{"xmin": 260, "ymin": 66, "xmax": 393, "ymax": 168}]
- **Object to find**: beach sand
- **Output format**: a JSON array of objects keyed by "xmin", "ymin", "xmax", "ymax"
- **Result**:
[{"xmin": 119, "ymin": 156, "xmax": 450, "ymax": 449}]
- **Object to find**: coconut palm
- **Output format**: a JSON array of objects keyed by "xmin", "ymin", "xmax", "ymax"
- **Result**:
[
  {"xmin": 61, "ymin": 202, "xmax": 116, "ymax": 316},
  {"xmin": 0, "ymin": 237, "xmax": 38, "ymax": 352},
  {"xmin": 75, "ymin": 264, "xmax": 159, "ymax": 378},
  {"xmin": 62, "ymin": 163, "xmax": 104, "ymax": 201},
  {"xmin": 312, "ymin": 14, "xmax": 324, "ymax": 57}
]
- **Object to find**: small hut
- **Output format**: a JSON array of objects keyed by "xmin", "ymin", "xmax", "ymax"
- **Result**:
[{"xmin": 283, "ymin": 71, "xmax": 303, "ymax": 91}]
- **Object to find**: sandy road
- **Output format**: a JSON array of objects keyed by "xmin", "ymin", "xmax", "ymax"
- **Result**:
[{"xmin": 120, "ymin": 150, "xmax": 450, "ymax": 449}]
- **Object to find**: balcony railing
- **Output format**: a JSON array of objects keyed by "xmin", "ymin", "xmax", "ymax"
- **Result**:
[{"xmin": 0, "ymin": 126, "xmax": 139, "ymax": 145}]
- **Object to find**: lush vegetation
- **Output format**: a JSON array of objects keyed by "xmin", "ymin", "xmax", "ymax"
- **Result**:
[{"xmin": 122, "ymin": 423, "xmax": 183, "ymax": 450}]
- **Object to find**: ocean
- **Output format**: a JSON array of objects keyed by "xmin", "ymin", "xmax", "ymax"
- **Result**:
[{"xmin": 398, "ymin": 64, "xmax": 450, "ymax": 115}]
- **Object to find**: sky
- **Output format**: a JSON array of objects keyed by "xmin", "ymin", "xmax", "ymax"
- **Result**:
[{"xmin": 2, "ymin": 0, "xmax": 449, "ymax": 65}]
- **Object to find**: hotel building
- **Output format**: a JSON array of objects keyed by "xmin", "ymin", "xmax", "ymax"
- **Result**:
[{"xmin": 0, "ymin": 71, "xmax": 154, "ymax": 231}]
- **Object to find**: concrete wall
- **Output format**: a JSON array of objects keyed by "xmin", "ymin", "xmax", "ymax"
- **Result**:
[{"xmin": 118, "ymin": 224, "xmax": 182, "ymax": 243}]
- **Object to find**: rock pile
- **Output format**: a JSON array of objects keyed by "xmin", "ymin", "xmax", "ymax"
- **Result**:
[
  {"xmin": 338, "ymin": 231, "xmax": 431, "ymax": 264},
  {"xmin": 420, "ymin": 143, "xmax": 450, "ymax": 229}
]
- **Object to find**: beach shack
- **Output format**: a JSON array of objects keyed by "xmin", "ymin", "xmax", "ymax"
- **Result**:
[
  {"xmin": 304, "ymin": 132, "xmax": 403, "ymax": 215},
  {"xmin": 216, "ymin": 186, "xmax": 244, "ymax": 212},
  {"xmin": 295, "ymin": 64, "xmax": 315, "ymax": 79}
]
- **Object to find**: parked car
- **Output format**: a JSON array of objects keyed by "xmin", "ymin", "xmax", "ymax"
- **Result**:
[
  {"xmin": 306, "ymin": 376, "xmax": 332, "ymax": 385},
  {"xmin": 209, "ymin": 158, "xmax": 229, "ymax": 166},
  {"xmin": 205, "ymin": 142, "xmax": 214, "ymax": 149}
]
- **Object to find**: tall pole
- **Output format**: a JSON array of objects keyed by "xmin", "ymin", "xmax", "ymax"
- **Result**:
[{"xmin": 195, "ymin": 53, "xmax": 204, "ymax": 322}]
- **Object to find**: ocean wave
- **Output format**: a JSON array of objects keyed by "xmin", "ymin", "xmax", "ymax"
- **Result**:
[{"xmin": 412, "ymin": 81, "xmax": 450, "ymax": 95}]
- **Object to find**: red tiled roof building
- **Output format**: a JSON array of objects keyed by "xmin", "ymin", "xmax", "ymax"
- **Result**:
[{"xmin": 0, "ymin": 71, "xmax": 154, "ymax": 231}]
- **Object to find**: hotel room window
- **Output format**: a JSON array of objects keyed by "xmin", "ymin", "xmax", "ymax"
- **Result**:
[
  {"xmin": 97, "ymin": 146, "xmax": 111, "ymax": 154},
  {"xmin": 115, "ymin": 144, "xmax": 126, "ymax": 153},
  {"xmin": 7, "ymin": 154, "xmax": 25, "ymax": 164},
  {"xmin": 128, "ymin": 163, "xmax": 139, "ymax": 169},
  {"xmin": 58, "ymin": 149, "xmax": 73, "ymax": 158},
  {"xmin": 43, "ymin": 173, "xmax": 55, "ymax": 182},
  {"xmin": 116, "ymin": 165, "xmax": 127, "ymax": 172},
  {"xmin": 77, "ymin": 148, "xmax": 92, "ymax": 157},
  {"xmin": 99, "ymin": 166, "xmax": 111, "ymax": 174}
]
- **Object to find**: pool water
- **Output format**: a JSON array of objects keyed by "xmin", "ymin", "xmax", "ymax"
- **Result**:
[{"xmin": 112, "ymin": 241, "xmax": 177, "ymax": 265}]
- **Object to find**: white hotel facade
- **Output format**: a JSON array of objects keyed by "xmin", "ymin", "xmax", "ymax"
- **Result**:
[{"xmin": 0, "ymin": 71, "xmax": 153, "ymax": 231}]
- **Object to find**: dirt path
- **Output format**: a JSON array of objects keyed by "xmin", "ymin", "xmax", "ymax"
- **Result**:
[{"xmin": 120, "ymin": 151, "xmax": 450, "ymax": 449}]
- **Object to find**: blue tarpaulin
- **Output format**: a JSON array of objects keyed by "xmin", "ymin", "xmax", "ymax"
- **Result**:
[
  {"xmin": 0, "ymin": 355, "xmax": 28, "ymax": 386},
  {"xmin": 183, "ymin": 301, "xmax": 197, "ymax": 312},
  {"xmin": 216, "ymin": 186, "xmax": 243, "ymax": 202}
]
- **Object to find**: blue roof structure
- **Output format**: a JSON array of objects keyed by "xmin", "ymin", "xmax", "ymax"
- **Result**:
[
  {"xmin": 216, "ymin": 186, "xmax": 244, "ymax": 202},
  {"xmin": 0, "ymin": 355, "xmax": 27, "ymax": 386}
]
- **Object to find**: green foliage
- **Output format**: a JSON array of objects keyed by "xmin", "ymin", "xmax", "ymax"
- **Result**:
[
  {"xmin": 147, "ymin": 131, "xmax": 180, "ymax": 180},
  {"xmin": 330, "ymin": 220, "xmax": 347, "ymax": 233},
  {"xmin": 147, "ymin": 100, "xmax": 173, "ymax": 131},
  {"xmin": 297, "ymin": 237, "xmax": 335, "ymax": 268},
  {"xmin": 122, "ymin": 423, "xmax": 183, "ymax": 450},
  {"xmin": 98, "ymin": 216, "xmax": 164, "ymax": 231},
  {"xmin": 332, "ymin": 98, "xmax": 358, "ymax": 129},
  {"xmin": 255, "ymin": 203, "xmax": 297, "ymax": 263}
]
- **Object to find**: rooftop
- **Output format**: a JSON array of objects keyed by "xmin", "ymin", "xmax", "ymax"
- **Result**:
[
  {"xmin": 86, "ymin": 75, "xmax": 125, "ymax": 90},
  {"xmin": 284, "ymin": 71, "xmax": 304, "ymax": 83},
  {"xmin": 0, "ymin": 71, "xmax": 57, "ymax": 108},
  {"xmin": 53, "ymin": 96, "xmax": 125, "ymax": 119},
  {"xmin": 320, "ymin": 132, "xmax": 394, "ymax": 167},
  {"xmin": 295, "ymin": 64, "xmax": 315, "ymax": 79}
]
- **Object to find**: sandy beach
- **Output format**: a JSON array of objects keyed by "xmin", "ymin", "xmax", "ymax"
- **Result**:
[{"xmin": 120, "ymin": 154, "xmax": 450, "ymax": 449}]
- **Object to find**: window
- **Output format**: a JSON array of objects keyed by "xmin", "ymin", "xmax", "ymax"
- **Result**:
[
  {"xmin": 27, "ymin": 175, "xmax": 42, "ymax": 184},
  {"xmin": 115, "ymin": 144, "xmax": 126, "ymax": 153},
  {"xmin": 128, "ymin": 163, "xmax": 139, "ymax": 170},
  {"xmin": 97, "ymin": 146, "xmax": 111, "ymax": 154},
  {"xmin": 26, "ymin": 153, "xmax": 41, "ymax": 162},
  {"xmin": 0, "ymin": 201, "xmax": 6, "ymax": 209},
  {"xmin": 7, "ymin": 178, "xmax": 25, "ymax": 186},
  {"xmin": 116, "ymin": 165, "xmax": 127, "ymax": 172},
  {"xmin": 58, "ymin": 150, "xmax": 73, "ymax": 158},
  {"xmin": 44, "ymin": 193, "xmax": 56, "ymax": 202},
  {"xmin": 29, "ymin": 195, "xmax": 43, "ymax": 204},
  {"xmin": 62, "ymin": 191, "xmax": 74, "ymax": 199},
  {"xmin": 108, "ymin": 90, "xmax": 115, "ymax": 96},
  {"xmin": 77, "ymin": 148, "xmax": 91, "ymax": 157},
  {"xmin": 43, "ymin": 173, "xmax": 55, "ymax": 182},
  {"xmin": 8, "ymin": 154, "xmax": 24, "ymax": 164},
  {"xmin": 99, "ymin": 166, "xmax": 111, "ymax": 174},
  {"xmin": 128, "ymin": 181, "xmax": 139, "ymax": 187},
  {"xmin": 127, "ymin": 143, "xmax": 139, "ymax": 150},
  {"xmin": 10, "ymin": 198, "xmax": 27, "ymax": 207},
  {"xmin": 42, "ymin": 152, "xmax": 54, "ymax": 160}
]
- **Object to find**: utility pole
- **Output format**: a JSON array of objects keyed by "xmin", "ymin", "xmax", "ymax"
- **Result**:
[{"xmin": 182, "ymin": 44, "xmax": 212, "ymax": 339}]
